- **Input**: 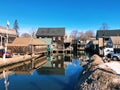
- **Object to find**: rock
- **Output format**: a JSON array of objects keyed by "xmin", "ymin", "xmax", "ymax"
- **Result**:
[{"xmin": 92, "ymin": 54, "xmax": 104, "ymax": 65}]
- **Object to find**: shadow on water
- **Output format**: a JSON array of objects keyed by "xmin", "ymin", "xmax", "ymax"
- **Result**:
[{"xmin": 0, "ymin": 52, "xmax": 91, "ymax": 90}]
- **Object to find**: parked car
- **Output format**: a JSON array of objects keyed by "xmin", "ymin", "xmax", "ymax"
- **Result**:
[
  {"xmin": 0, "ymin": 49, "xmax": 13, "ymax": 58},
  {"xmin": 106, "ymin": 53, "xmax": 120, "ymax": 61},
  {"xmin": 104, "ymin": 47, "xmax": 114, "ymax": 56},
  {"xmin": 112, "ymin": 53, "xmax": 120, "ymax": 61}
]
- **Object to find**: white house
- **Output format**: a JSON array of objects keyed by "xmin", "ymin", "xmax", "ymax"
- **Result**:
[{"xmin": 0, "ymin": 26, "xmax": 17, "ymax": 49}]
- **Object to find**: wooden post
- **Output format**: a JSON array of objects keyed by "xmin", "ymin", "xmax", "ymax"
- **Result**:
[
  {"xmin": 31, "ymin": 58, "xmax": 35, "ymax": 69},
  {"xmin": 0, "ymin": 35, "xmax": 2, "ymax": 47}
]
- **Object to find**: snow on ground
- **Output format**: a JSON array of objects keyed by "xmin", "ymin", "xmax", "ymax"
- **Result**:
[{"xmin": 103, "ymin": 61, "xmax": 120, "ymax": 75}]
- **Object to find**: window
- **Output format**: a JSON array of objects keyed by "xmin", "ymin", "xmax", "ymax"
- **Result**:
[
  {"xmin": 57, "ymin": 44, "xmax": 63, "ymax": 49},
  {"xmin": 53, "ymin": 37, "xmax": 55, "ymax": 41},
  {"xmin": 58, "ymin": 37, "xmax": 61, "ymax": 40}
]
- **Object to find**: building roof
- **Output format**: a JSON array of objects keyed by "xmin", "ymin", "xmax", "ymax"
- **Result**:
[
  {"xmin": 31, "ymin": 39, "xmax": 47, "ymax": 45},
  {"xmin": 36, "ymin": 28, "xmax": 65, "ymax": 37},
  {"xmin": 8, "ymin": 38, "xmax": 46, "ymax": 47},
  {"xmin": 110, "ymin": 36, "xmax": 120, "ymax": 45},
  {"xmin": 96, "ymin": 30, "xmax": 120, "ymax": 39},
  {"xmin": 0, "ymin": 26, "xmax": 17, "ymax": 36}
]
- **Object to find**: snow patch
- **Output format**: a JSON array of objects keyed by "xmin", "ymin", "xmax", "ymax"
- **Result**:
[{"xmin": 104, "ymin": 61, "xmax": 120, "ymax": 75}]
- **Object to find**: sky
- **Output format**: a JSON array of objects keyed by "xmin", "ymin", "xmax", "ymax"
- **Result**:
[{"xmin": 0, "ymin": 0, "xmax": 120, "ymax": 35}]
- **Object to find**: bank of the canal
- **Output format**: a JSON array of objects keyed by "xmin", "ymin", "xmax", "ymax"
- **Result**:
[{"xmin": 75, "ymin": 54, "xmax": 120, "ymax": 90}]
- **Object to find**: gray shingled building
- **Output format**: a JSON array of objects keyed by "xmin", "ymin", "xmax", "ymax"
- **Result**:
[
  {"xmin": 36, "ymin": 28, "xmax": 65, "ymax": 37},
  {"xmin": 36, "ymin": 28, "xmax": 65, "ymax": 53},
  {"xmin": 96, "ymin": 30, "xmax": 120, "ymax": 39}
]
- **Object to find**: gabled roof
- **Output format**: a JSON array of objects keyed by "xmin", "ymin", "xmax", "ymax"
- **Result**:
[
  {"xmin": 110, "ymin": 36, "xmax": 120, "ymax": 45},
  {"xmin": 96, "ymin": 30, "xmax": 120, "ymax": 39},
  {"xmin": 36, "ymin": 28, "xmax": 65, "ymax": 37},
  {"xmin": 8, "ymin": 38, "xmax": 46, "ymax": 47},
  {"xmin": 31, "ymin": 39, "xmax": 47, "ymax": 45}
]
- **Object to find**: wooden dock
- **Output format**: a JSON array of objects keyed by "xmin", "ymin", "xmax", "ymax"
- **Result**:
[{"xmin": 0, "ymin": 54, "xmax": 46, "ymax": 68}]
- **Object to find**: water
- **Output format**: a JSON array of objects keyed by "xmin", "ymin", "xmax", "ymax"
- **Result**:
[{"xmin": 0, "ymin": 54, "xmax": 84, "ymax": 90}]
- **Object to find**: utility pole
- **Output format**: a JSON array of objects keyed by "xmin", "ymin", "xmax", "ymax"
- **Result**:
[{"xmin": 3, "ymin": 20, "xmax": 10, "ymax": 61}]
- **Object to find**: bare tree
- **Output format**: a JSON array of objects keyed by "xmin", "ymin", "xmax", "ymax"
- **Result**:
[
  {"xmin": 30, "ymin": 28, "xmax": 37, "ymax": 39},
  {"xmin": 70, "ymin": 30, "xmax": 95, "ymax": 41},
  {"xmin": 100, "ymin": 23, "xmax": 109, "ymax": 30},
  {"xmin": 79, "ymin": 32, "xmax": 87, "ymax": 41},
  {"xmin": 85, "ymin": 30, "xmax": 94, "ymax": 39},
  {"xmin": 70, "ymin": 30, "xmax": 78, "ymax": 40},
  {"xmin": 21, "ymin": 33, "xmax": 31, "ymax": 38}
]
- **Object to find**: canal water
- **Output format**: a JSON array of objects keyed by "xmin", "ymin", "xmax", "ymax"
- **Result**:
[{"xmin": 0, "ymin": 53, "xmax": 88, "ymax": 90}]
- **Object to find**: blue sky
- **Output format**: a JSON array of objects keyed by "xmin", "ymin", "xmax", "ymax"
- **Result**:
[{"xmin": 0, "ymin": 0, "xmax": 120, "ymax": 35}]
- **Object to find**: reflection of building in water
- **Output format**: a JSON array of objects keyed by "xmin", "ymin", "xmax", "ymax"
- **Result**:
[
  {"xmin": 78, "ymin": 51, "xmax": 91, "ymax": 61},
  {"xmin": 37, "ymin": 54, "xmax": 75, "ymax": 75},
  {"xmin": 37, "ymin": 54, "xmax": 65, "ymax": 75},
  {"xmin": 52, "ymin": 54, "xmax": 64, "ymax": 68},
  {"xmin": 11, "ymin": 62, "xmax": 34, "ymax": 74},
  {"xmin": 46, "ymin": 54, "xmax": 53, "ymax": 61},
  {"xmin": 0, "ymin": 56, "xmax": 46, "ymax": 90},
  {"xmin": 0, "ymin": 56, "xmax": 46, "ymax": 75},
  {"xmin": 0, "ymin": 60, "xmax": 47, "ymax": 90},
  {"xmin": 11, "ymin": 56, "xmax": 46, "ymax": 74},
  {"xmin": 64, "ymin": 54, "xmax": 72, "ymax": 62},
  {"xmin": 37, "ymin": 67, "xmax": 65, "ymax": 75}
]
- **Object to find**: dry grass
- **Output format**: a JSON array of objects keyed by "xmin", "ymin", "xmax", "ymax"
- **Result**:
[{"xmin": 92, "ymin": 54, "xmax": 104, "ymax": 65}]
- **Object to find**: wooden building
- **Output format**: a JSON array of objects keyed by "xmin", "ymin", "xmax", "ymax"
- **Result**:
[
  {"xmin": 36, "ymin": 28, "xmax": 65, "ymax": 53},
  {"xmin": 8, "ymin": 38, "xmax": 47, "ymax": 55},
  {"xmin": 64, "ymin": 35, "xmax": 72, "ymax": 54},
  {"xmin": 96, "ymin": 30, "xmax": 120, "ymax": 55}
]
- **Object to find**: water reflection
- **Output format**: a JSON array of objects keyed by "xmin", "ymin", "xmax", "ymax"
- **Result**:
[
  {"xmin": 3, "ymin": 70, "xmax": 9, "ymax": 90},
  {"xmin": 0, "ymin": 52, "xmax": 90, "ymax": 90},
  {"xmin": 35, "ymin": 54, "xmax": 83, "ymax": 90},
  {"xmin": 65, "ymin": 58, "xmax": 83, "ymax": 89},
  {"xmin": 0, "ymin": 70, "xmax": 14, "ymax": 90}
]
